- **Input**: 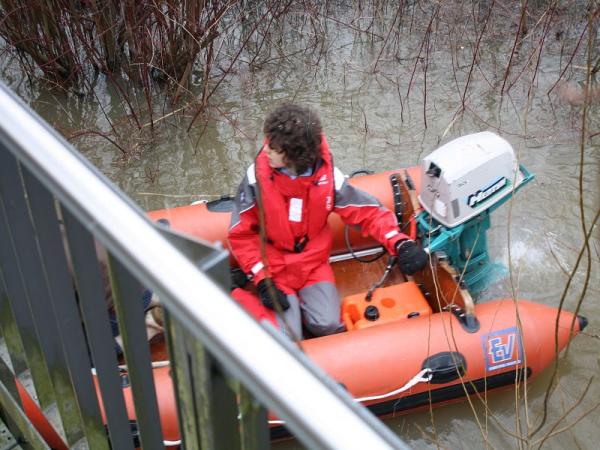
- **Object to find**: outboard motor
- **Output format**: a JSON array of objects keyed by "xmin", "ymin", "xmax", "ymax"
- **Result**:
[{"xmin": 416, "ymin": 132, "xmax": 534, "ymax": 291}]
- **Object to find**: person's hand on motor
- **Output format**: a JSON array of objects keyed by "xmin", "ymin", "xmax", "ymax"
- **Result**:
[
  {"xmin": 395, "ymin": 239, "xmax": 428, "ymax": 275},
  {"xmin": 257, "ymin": 278, "xmax": 290, "ymax": 311}
]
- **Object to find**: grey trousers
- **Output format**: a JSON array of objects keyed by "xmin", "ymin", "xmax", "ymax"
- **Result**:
[{"xmin": 277, "ymin": 281, "xmax": 344, "ymax": 338}]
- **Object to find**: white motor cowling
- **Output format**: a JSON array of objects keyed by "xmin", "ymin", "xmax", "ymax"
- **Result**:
[{"xmin": 418, "ymin": 131, "xmax": 524, "ymax": 228}]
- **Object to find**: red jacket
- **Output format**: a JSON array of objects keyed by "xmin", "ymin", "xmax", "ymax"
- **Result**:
[{"xmin": 228, "ymin": 136, "xmax": 407, "ymax": 293}]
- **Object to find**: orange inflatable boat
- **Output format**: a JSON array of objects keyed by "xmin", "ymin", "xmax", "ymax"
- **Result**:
[
  {"xmin": 140, "ymin": 132, "xmax": 586, "ymax": 441},
  {"xmin": 19, "ymin": 133, "xmax": 587, "ymax": 446}
]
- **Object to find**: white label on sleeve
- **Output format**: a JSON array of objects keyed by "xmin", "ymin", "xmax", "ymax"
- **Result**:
[
  {"xmin": 289, "ymin": 198, "xmax": 303, "ymax": 222},
  {"xmin": 251, "ymin": 261, "xmax": 264, "ymax": 275},
  {"xmin": 385, "ymin": 230, "xmax": 399, "ymax": 239}
]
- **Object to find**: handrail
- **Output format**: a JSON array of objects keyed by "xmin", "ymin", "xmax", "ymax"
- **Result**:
[{"xmin": 0, "ymin": 84, "xmax": 408, "ymax": 449}]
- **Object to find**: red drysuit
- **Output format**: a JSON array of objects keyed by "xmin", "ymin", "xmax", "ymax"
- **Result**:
[{"xmin": 228, "ymin": 136, "xmax": 407, "ymax": 294}]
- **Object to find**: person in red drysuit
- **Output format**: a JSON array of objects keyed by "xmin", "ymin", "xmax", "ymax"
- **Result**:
[{"xmin": 228, "ymin": 104, "xmax": 427, "ymax": 338}]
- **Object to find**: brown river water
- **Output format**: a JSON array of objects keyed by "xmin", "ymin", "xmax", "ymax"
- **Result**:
[{"xmin": 2, "ymin": 2, "xmax": 598, "ymax": 449}]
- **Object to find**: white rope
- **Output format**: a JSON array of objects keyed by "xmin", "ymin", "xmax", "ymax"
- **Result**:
[
  {"xmin": 90, "ymin": 360, "xmax": 171, "ymax": 376},
  {"xmin": 118, "ymin": 360, "xmax": 171, "ymax": 371},
  {"xmin": 355, "ymin": 368, "xmax": 432, "ymax": 402},
  {"xmin": 269, "ymin": 419, "xmax": 286, "ymax": 425},
  {"xmin": 94, "ymin": 364, "xmax": 432, "ymax": 431},
  {"xmin": 268, "ymin": 368, "xmax": 433, "ymax": 425}
]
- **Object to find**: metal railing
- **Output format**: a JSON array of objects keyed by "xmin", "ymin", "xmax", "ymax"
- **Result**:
[{"xmin": 0, "ymin": 83, "xmax": 408, "ymax": 449}]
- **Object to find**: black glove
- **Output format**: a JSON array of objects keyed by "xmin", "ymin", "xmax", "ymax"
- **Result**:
[
  {"xmin": 395, "ymin": 239, "xmax": 428, "ymax": 275},
  {"xmin": 257, "ymin": 278, "xmax": 290, "ymax": 311},
  {"xmin": 230, "ymin": 268, "xmax": 249, "ymax": 290}
]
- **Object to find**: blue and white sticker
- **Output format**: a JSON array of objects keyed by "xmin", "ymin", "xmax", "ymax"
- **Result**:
[
  {"xmin": 481, "ymin": 327, "xmax": 523, "ymax": 371},
  {"xmin": 467, "ymin": 176, "xmax": 507, "ymax": 208}
]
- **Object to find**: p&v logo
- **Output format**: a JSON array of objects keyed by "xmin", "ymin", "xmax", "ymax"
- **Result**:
[{"xmin": 481, "ymin": 327, "xmax": 523, "ymax": 371}]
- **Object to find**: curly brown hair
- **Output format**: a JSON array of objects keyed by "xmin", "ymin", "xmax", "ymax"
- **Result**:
[{"xmin": 263, "ymin": 104, "xmax": 323, "ymax": 174}]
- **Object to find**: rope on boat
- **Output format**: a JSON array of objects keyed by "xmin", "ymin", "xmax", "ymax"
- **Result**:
[
  {"xmin": 118, "ymin": 360, "xmax": 171, "ymax": 371},
  {"xmin": 94, "ymin": 363, "xmax": 433, "ymax": 425},
  {"xmin": 90, "ymin": 360, "xmax": 171, "ymax": 376},
  {"xmin": 269, "ymin": 368, "xmax": 433, "ymax": 425},
  {"xmin": 354, "ymin": 368, "xmax": 433, "ymax": 402},
  {"xmin": 95, "ymin": 364, "xmax": 433, "ymax": 427}
]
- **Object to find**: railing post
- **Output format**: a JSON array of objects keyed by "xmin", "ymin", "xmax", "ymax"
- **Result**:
[
  {"xmin": 0, "ymin": 269, "xmax": 28, "ymax": 381},
  {"xmin": 166, "ymin": 313, "xmax": 250, "ymax": 450},
  {"xmin": 238, "ymin": 385, "xmax": 270, "ymax": 450},
  {"xmin": 0, "ymin": 161, "xmax": 55, "ymax": 412},
  {"xmin": 20, "ymin": 167, "xmax": 110, "ymax": 449},
  {"xmin": 108, "ymin": 257, "xmax": 164, "ymax": 449},
  {"xmin": 194, "ymin": 341, "xmax": 242, "ymax": 450},
  {"xmin": 62, "ymin": 208, "xmax": 136, "ymax": 450},
  {"xmin": 163, "ymin": 311, "xmax": 203, "ymax": 448},
  {"xmin": 0, "ymin": 151, "xmax": 89, "ymax": 444}
]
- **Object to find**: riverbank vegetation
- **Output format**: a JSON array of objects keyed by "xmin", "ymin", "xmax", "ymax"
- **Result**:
[{"xmin": 0, "ymin": 1, "xmax": 597, "ymax": 157}]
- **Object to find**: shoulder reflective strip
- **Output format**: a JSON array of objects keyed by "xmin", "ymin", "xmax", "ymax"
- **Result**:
[
  {"xmin": 228, "ymin": 203, "xmax": 256, "ymax": 230},
  {"xmin": 385, "ymin": 230, "xmax": 399, "ymax": 239},
  {"xmin": 239, "ymin": 203, "xmax": 256, "ymax": 215},
  {"xmin": 333, "ymin": 167, "xmax": 346, "ymax": 190},
  {"xmin": 247, "ymin": 163, "xmax": 256, "ymax": 185},
  {"xmin": 251, "ymin": 261, "xmax": 264, "ymax": 275}
]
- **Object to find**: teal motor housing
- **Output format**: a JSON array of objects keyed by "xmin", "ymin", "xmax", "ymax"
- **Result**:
[{"xmin": 415, "ymin": 132, "xmax": 535, "ymax": 292}]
